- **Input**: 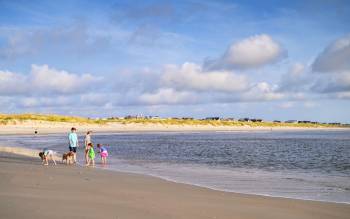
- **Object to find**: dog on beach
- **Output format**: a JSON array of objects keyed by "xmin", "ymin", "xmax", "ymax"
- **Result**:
[
  {"xmin": 62, "ymin": 151, "xmax": 74, "ymax": 164},
  {"xmin": 38, "ymin": 152, "xmax": 46, "ymax": 164}
]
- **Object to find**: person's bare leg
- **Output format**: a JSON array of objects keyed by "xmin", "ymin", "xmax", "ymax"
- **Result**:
[
  {"xmin": 51, "ymin": 155, "xmax": 57, "ymax": 165},
  {"xmin": 85, "ymin": 151, "xmax": 88, "ymax": 164},
  {"xmin": 73, "ymin": 152, "xmax": 77, "ymax": 164},
  {"xmin": 92, "ymin": 159, "xmax": 95, "ymax": 166}
]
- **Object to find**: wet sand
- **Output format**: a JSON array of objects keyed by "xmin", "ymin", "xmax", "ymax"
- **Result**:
[{"xmin": 0, "ymin": 152, "xmax": 349, "ymax": 219}]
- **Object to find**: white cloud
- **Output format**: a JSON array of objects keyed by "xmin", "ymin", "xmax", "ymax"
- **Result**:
[
  {"xmin": 311, "ymin": 35, "xmax": 350, "ymax": 95},
  {"xmin": 139, "ymin": 88, "xmax": 196, "ymax": 105},
  {"xmin": 241, "ymin": 82, "xmax": 284, "ymax": 101},
  {"xmin": 80, "ymin": 93, "xmax": 112, "ymax": 105},
  {"xmin": 287, "ymin": 63, "xmax": 305, "ymax": 78},
  {"xmin": 140, "ymin": 62, "xmax": 284, "ymax": 106},
  {"xmin": 31, "ymin": 64, "xmax": 101, "ymax": 94},
  {"xmin": 0, "ymin": 65, "xmax": 101, "ymax": 96},
  {"xmin": 0, "ymin": 70, "xmax": 28, "ymax": 95},
  {"xmin": 278, "ymin": 63, "xmax": 311, "ymax": 92},
  {"xmin": 304, "ymin": 101, "xmax": 317, "ymax": 108},
  {"xmin": 312, "ymin": 71, "xmax": 350, "ymax": 93},
  {"xmin": 278, "ymin": 101, "xmax": 316, "ymax": 109},
  {"xmin": 279, "ymin": 101, "xmax": 295, "ymax": 109},
  {"xmin": 335, "ymin": 91, "xmax": 350, "ymax": 99},
  {"xmin": 205, "ymin": 34, "xmax": 286, "ymax": 70},
  {"xmin": 312, "ymin": 35, "xmax": 350, "ymax": 73},
  {"xmin": 19, "ymin": 96, "xmax": 75, "ymax": 107},
  {"xmin": 161, "ymin": 62, "xmax": 248, "ymax": 92}
]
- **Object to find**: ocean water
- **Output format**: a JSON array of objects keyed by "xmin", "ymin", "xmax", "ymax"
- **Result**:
[{"xmin": 0, "ymin": 130, "xmax": 349, "ymax": 203}]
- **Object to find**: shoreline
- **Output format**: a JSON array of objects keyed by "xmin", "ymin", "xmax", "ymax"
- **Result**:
[
  {"xmin": 1, "ymin": 145, "xmax": 349, "ymax": 206},
  {"xmin": 2, "ymin": 128, "xmax": 349, "ymax": 137},
  {"xmin": 106, "ymin": 166, "xmax": 350, "ymax": 206},
  {"xmin": 1, "ymin": 122, "xmax": 349, "ymax": 135},
  {"xmin": 1, "ymin": 151, "xmax": 349, "ymax": 219}
]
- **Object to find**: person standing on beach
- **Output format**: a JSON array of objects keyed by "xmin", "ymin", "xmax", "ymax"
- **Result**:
[
  {"xmin": 84, "ymin": 131, "xmax": 92, "ymax": 164},
  {"xmin": 86, "ymin": 143, "xmax": 95, "ymax": 166},
  {"xmin": 68, "ymin": 127, "xmax": 79, "ymax": 164}
]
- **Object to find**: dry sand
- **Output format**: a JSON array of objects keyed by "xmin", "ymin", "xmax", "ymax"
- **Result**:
[
  {"xmin": 0, "ymin": 152, "xmax": 349, "ymax": 219},
  {"xmin": 1, "ymin": 120, "xmax": 347, "ymax": 135}
]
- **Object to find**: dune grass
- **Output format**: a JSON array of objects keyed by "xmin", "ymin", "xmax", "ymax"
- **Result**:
[
  {"xmin": 0, "ymin": 113, "xmax": 348, "ymax": 128},
  {"xmin": 116, "ymin": 118, "xmax": 347, "ymax": 128},
  {"xmin": 0, "ymin": 114, "xmax": 104, "ymax": 125}
]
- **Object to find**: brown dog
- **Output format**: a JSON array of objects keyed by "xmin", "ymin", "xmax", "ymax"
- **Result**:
[
  {"xmin": 39, "ymin": 152, "xmax": 46, "ymax": 164},
  {"xmin": 62, "ymin": 151, "xmax": 74, "ymax": 164}
]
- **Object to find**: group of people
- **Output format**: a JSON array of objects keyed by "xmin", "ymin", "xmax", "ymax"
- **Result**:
[
  {"xmin": 69, "ymin": 127, "xmax": 109, "ymax": 166},
  {"xmin": 42, "ymin": 127, "xmax": 109, "ymax": 166}
]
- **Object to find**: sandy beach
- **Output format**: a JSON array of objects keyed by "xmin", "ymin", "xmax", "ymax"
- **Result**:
[
  {"xmin": 2, "ymin": 1, "xmax": 349, "ymax": 218},
  {"xmin": 0, "ymin": 151, "xmax": 349, "ymax": 219},
  {"xmin": 0, "ymin": 120, "xmax": 348, "ymax": 135}
]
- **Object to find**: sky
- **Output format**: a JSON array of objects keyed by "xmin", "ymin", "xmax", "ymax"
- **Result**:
[{"xmin": 0, "ymin": 0, "xmax": 350, "ymax": 122}]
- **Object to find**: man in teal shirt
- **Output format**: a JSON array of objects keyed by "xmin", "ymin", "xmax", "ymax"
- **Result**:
[{"xmin": 68, "ymin": 127, "xmax": 79, "ymax": 163}]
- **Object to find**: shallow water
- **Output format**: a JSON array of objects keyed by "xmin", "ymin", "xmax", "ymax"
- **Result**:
[{"xmin": 1, "ymin": 130, "xmax": 349, "ymax": 203}]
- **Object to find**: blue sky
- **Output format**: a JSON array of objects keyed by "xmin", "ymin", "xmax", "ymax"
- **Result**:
[{"xmin": 0, "ymin": 0, "xmax": 350, "ymax": 122}]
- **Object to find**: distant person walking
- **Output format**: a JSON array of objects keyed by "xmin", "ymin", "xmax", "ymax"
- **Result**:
[
  {"xmin": 68, "ymin": 127, "xmax": 79, "ymax": 164},
  {"xmin": 84, "ymin": 131, "xmax": 92, "ymax": 164}
]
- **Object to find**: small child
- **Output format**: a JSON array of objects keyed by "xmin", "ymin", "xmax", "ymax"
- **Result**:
[
  {"xmin": 86, "ymin": 143, "xmax": 95, "ymax": 166},
  {"xmin": 42, "ymin": 148, "xmax": 57, "ymax": 166},
  {"xmin": 97, "ymin": 144, "xmax": 108, "ymax": 165}
]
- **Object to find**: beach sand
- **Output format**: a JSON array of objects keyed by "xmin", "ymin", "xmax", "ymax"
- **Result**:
[
  {"xmin": 1, "ymin": 152, "xmax": 349, "ymax": 219},
  {"xmin": 1, "ymin": 121, "xmax": 348, "ymax": 135}
]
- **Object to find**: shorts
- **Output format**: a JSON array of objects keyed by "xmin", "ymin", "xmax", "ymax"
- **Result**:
[
  {"xmin": 101, "ymin": 151, "xmax": 108, "ymax": 158},
  {"xmin": 69, "ymin": 147, "xmax": 77, "ymax": 153}
]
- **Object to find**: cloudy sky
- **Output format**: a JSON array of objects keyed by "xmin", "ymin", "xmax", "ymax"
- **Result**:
[{"xmin": 1, "ymin": 0, "xmax": 350, "ymax": 122}]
